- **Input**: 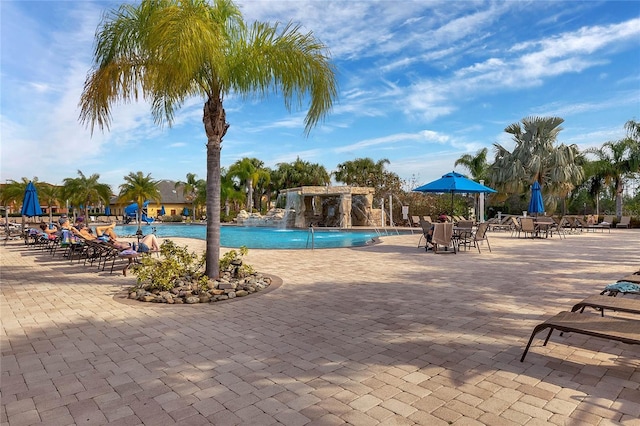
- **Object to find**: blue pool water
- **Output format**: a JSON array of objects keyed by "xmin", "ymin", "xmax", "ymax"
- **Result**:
[{"xmin": 114, "ymin": 224, "xmax": 396, "ymax": 249}]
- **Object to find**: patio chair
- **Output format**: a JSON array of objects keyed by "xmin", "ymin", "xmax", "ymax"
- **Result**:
[
  {"xmin": 616, "ymin": 216, "xmax": 631, "ymax": 228},
  {"xmin": 520, "ymin": 311, "xmax": 640, "ymax": 362},
  {"xmin": 469, "ymin": 222, "xmax": 491, "ymax": 253},
  {"xmin": 550, "ymin": 216, "xmax": 568, "ymax": 239},
  {"xmin": 410, "ymin": 215, "xmax": 421, "ymax": 227},
  {"xmin": 519, "ymin": 217, "xmax": 536, "ymax": 238},
  {"xmin": 417, "ymin": 218, "xmax": 432, "ymax": 250},
  {"xmin": 432, "ymin": 222, "xmax": 456, "ymax": 254}
]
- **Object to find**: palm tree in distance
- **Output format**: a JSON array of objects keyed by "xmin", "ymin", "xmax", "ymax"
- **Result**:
[
  {"xmin": 455, "ymin": 148, "xmax": 491, "ymax": 220},
  {"xmin": 491, "ymin": 116, "xmax": 584, "ymax": 213},
  {"xmin": 175, "ymin": 173, "xmax": 204, "ymax": 221},
  {"xmin": 3, "ymin": 178, "xmax": 39, "ymax": 230},
  {"xmin": 38, "ymin": 184, "xmax": 63, "ymax": 224},
  {"xmin": 61, "ymin": 171, "xmax": 112, "ymax": 221},
  {"xmin": 454, "ymin": 148, "xmax": 489, "ymax": 183},
  {"xmin": 585, "ymin": 120, "xmax": 640, "ymax": 218},
  {"xmin": 79, "ymin": 0, "xmax": 337, "ymax": 278},
  {"xmin": 228, "ymin": 158, "xmax": 269, "ymax": 213},
  {"xmin": 118, "ymin": 172, "xmax": 161, "ymax": 234}
]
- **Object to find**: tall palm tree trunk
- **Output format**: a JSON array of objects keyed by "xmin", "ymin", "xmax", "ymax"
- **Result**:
[{"xmin": 204, "ymin": 95, "xmax": 228, "ymax": 279}]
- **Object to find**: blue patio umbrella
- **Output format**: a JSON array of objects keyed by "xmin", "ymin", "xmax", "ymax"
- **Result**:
[
  {"xmin": 413, "ymin": 171, "xmax": 497, "ymax": 215},
  {"xmin": 21, "ymin": 181, "xmax": 43, "ymax": 217},
  {"xmin": 527, "ymin": 181, "xmax": 545, "ymax": 216},
  {"xmin": 159, "ymin": 205, "xmax": 166, "ymax": 216},
  {"xmin": 104, "ymin": 206, "xmax": 111, "ymax": 216}
]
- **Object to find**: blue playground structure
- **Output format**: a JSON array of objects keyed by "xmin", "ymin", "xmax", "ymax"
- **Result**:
[{"xmin": 124, "ymin": 201, "xmax": 155, "ymax": 224}]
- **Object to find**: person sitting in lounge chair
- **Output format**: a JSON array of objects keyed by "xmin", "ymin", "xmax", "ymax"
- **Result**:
[
  {"xmin": 58, "ymin": 215, "xmax": 73, "ymax": 230},
  {"xmin": 95, "ymin": 222, "xmax": 119, "ymax": 242},
  {"xmin": 38, "ymin": 223, "xmax": 58, "ymax": 240},
  {"xmin": 133, "ymin": 234, "xmax": 160, "ymax": 253},
  {"xmin": 72, "ymin": 223, "xmax": 131, "ymax": 250}
]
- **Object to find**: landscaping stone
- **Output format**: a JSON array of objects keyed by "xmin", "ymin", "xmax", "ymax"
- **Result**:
[{"xmin": 128, "ymin": 272, "xmax": 272, "ymax": 304}]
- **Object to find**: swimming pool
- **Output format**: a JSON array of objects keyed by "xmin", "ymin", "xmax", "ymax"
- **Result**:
[{"xmin": 114, "ymin": 224, "xmax": 401, "ymax": 249}]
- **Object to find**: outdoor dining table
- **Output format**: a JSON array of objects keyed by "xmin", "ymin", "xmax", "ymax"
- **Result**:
[{"xmin": 533, "ymin": 218, "xmax": 554, "ymax": 238}]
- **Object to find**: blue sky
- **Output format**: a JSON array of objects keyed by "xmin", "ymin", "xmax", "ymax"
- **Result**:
[{"xmin": 1, "ymin": 1, "xmax": 639, "ymax": 191}]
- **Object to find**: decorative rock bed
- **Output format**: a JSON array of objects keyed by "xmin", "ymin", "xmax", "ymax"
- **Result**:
[{"xmin": 128, "ymin": 272, "xmax": 272, "ymax": 304}]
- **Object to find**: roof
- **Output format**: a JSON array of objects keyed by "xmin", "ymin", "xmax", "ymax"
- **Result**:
[{"xmin": 109, "ymin": 179, "xmax": 188, "ymax": 205}]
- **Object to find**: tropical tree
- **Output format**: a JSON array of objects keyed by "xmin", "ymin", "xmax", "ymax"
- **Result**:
[
  {"xmin": 585, "ymin": 120, "xmax": 640, "ymax": 218},
  {"xmin": 333, "ymin": 158, "xmax": 390, "ymax": 187},
  {"xmin": 192, "ymin": 178, "xmax": 208, "ymax": 220},
  {"xmin": 454, "ymin": 148, "xmax": 491, "ymax": 220},
  {"xmin": 61, "ymin": 171, "xmax": 112, "ymax": 221},
  {"xmin": 79, "ymin": 0, "xmax": 337, "ymax": 278},
  {"xmin": 118, "ymin": 172, "xmax": 161, "ymax": 233},
  {"xmin": 272, "ymin": 158, "xmax": 330, "ymax": 202},
  {"xmin": 2, "ymin": 178, "xmax": 38, "ymax": 229},
  {"xmin": 219, "ymin": 168, "xmax": 243, "ymax": 218},
  {"xmin": 228, "ymin": 158, "xmax": 270, "ymax": 212},
  {"xmin": 491, "ymin": 116, "xmax": 584, "ymax": 212},
  {"xmin": 175, "ymin": 173, "xmax": 205, "ymax": 221},
  {"xmin": 454, "ymin": 148, "xmax": 490, "ymax": 183},
  {"xmin": 333, "ymin": 158, "xmax": 401, "ymax": 206},
  {"xmin": 38, "ymin": 183, "xmax": 63, "ymax": 224}
]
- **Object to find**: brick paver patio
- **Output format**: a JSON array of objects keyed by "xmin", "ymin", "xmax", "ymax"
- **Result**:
[{"xmin": 1, "ymin": 229, "xmax": 639, "ymax": 425}]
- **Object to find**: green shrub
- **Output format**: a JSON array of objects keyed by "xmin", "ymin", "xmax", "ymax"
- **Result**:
[
  {"xmin": 131, "ymin": 241, "xmax": 255, "ymax": 291},
  {"xmin": 132, "ymin": 240, "xmax": 205, "ymax": 291},
  {"xmin": 161, "ymin": 215, "xmax": 184, "ymax": 223}
]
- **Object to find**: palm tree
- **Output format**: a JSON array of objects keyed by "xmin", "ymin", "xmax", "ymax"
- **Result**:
[
  {"xmin": 2, "ymin": 178, "xmax": 37, "ymax": 230},
  {"xmin": 585, "ymin": 120, "xmax": 640, "ymax": 218},
  {"xmin": 455, "ymin": 148, "xmax": 490, "ymax": 220},
  {"xmin": 38, "ymin": 183, "xmax": 62, "ymax": 224},
  {"xmin": 61, "ymin": 171, "xmax": 113, "ymax": 221},
  {"xmin": 175, "ymin": 173, "xmax": 204, "ymax": 221},
  {"xmin": 228, "ymin": 158, "xmax": 270, "ymax": 212},
  {"xmin": 220, "ymin": 169, "xmax": 244, "ymax": 217},
  {"xmin": 118, "ymin": 172, "xmax": 161, "ymax": 233},
  {"xmin": 79, "ymin": 0, "xmax": 337, "ymax": 278},
  {"xmin": 454, "ymin": 148, "xmax": 489, "ymax": 182},
  {"xmin": 491, "ymin": 116, "xmax": 584, "ymax": 212}
]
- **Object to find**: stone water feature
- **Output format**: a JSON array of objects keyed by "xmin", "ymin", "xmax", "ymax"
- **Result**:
[{"xmin": 234, "ymin": 186, "xmax": 375, "ymax": 229}]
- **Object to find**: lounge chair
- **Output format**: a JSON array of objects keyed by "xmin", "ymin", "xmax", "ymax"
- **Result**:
[
  {"xmin": 616, "ymin": 216, "xmax": 631, "ymax": 228},
  {"xmin": 488, "ymin": 215, "xmax": 514, "ymax": 232},
  {"xmin": 520, "ymin": 311, "xmax": 640, "ymax": 362},
  {"xmin": 571, "ymin": 294, "xmax": 640, "ymax": 317},
  {"xmin": 410, "ymin": 215, "xmax": 421, "ymax": 227},
  {"xmin": 432, "ymin": 222, "xmax": 456, "ymax": 254}
]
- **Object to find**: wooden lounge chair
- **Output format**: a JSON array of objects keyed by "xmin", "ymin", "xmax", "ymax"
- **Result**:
[{"xmin": 520, "ymin": 311, "xmax": 640, "ymax": 362}]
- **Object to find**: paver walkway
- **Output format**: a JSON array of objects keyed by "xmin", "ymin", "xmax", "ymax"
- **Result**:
[{"xmin": 2, "ymin": 230, "xmax": 639, "ymax": 425}]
